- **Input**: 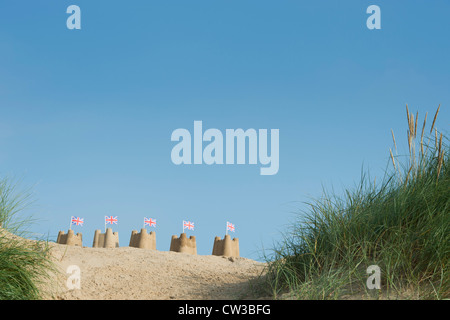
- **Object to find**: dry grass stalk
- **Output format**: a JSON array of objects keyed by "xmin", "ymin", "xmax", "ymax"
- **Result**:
[
  {"xmin": 437, "ymin": 133, "xmax": 443, "ymax": 180},
  {"xmin": 391, "ymin": 129, "xmax": 397, "ymax": 152},
  {"xmin": 408, "ymin": 127, "xmax": 412, "ymax": 153},
  {"xmin": 406, "ymin": 105, "xmax": 416, "ymax": 155},
  {"xmin": 420, "ymin": 112, "xmax": 428, "ymax": 157},
  {"xmin": 404, "ymin": 164, "xmax": 413, "ymax": 187},
  {"xmin": 435, "ymin": 128, "xmax": 438, "ymax": 151},
  {"xmin": 392, "ymin": 105, "xmax": 443, "ymax": 186},
  {"xmin": 390, "ymin": 148, "xmax": 396, "ymax": 169},
  {"xmin": 407, "ymin": 108, "xmax": 417, "ymax": 168},
  {"xmin": 414, "ymin": 111, "xmax": 418, "ymax": 139},
  {"xmin": 406, "ymin": 104, "xmax": 410, "ymax": 127},
  {"xmin": 430, "ymin": 104, "xmax": 440, "ymax": 134}
]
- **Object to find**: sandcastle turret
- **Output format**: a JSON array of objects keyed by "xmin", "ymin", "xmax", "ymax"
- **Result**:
[
  {"xmin": 92, "ymin": 228, "xmax": 119, "ymax": 248},
  {"xmin": 212, "ymin": 234, "xmax": 239, "ymax": 257},
  {"xmin": 169, "ymin": 233, "xmax": 197, "ymax": 255},
  {"xmin": 129, "ymin": 228, "xmax": 156, "ymax": 249},
  {"xmin": 56, "ymin": 229, "xmax": 83, "ymax": 246}
]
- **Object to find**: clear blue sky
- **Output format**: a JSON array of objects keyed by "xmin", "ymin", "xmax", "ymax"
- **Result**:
[{"xmin": 0, "ymin": 1, "xmax": 449, "ymax": 260}]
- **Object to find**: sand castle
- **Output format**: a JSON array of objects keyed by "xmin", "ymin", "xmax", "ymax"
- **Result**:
[
  {"xmin": 129, "ymin": 228, "xmax": 156, "ymax": 249},
  {"xmin": 54, "ymin": 228, "xmax": 241, "ymax": 258},
  {"xmin": 170, "ymin": 233, "xmax": 197, "ymax": 255},
  {"xmin": 92, "ymin": 228, "xmax": 119, "ymax": 248},
  {"xmin": 56, "ymin": 229, "xmax": 83, "ymax": 246},
  {"xmin": 212, "ymin": 234, "xmax": 239, "ymax": 257}
]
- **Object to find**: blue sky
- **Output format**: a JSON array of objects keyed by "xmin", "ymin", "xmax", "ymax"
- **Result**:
[{"xmin": 0, "ymin": 1, "xmax": 449, "ymax": 260}]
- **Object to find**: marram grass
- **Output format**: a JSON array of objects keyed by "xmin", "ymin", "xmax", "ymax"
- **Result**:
[
  {"xmin": 0, "ymin": 233, "xmax": 54, "ymax": 300},
  {"xmin": 0, "ymin": 177, "xmax": 55, "ymax": 300},
  {"xmin": 262, "ymin": 106, "xmax": 449, "ymax": 300}
]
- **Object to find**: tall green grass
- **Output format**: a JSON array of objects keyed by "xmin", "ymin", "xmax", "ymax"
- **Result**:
[
  {"xmin": 0, "ymin": 177, "xmax": 55, "ymax": 300},
  {"xmin": 263, "ymin": 106, "xmax": 449, "ymax": 299}
]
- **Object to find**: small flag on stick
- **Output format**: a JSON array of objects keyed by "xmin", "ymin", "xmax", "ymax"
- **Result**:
[
  {"xmin": 105, "ymin": 216, "xmax": 118, "ymax": 225},
  {"xmin": 105, "ymin": 216, "xmax": 118, "ymax": 232},
  {"xmin": 70, "ymin": 216, "xmax": 84, "ymax": 229},
  {"xmin": 226, "ymin": 221, "xmax": 235, "ymax": 235},
  {"xmin": 144, "ymin": 217, "xmax": 156, "ymax": 228},
  {"xmin": 183, "ymin": 220, "xmax": 194, "ymax": 233}
]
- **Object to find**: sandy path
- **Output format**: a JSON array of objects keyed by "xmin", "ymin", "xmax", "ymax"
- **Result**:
[{"xmin": 43, "ymin": 243, "xmax": 266, "ymax": 300}]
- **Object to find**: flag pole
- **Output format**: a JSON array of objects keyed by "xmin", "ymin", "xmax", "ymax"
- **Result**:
[
  {"xmin": 104, "ymin": 216, "xmax": 106, "ymax": 233},
  {"xmin": 225, "ymin": 221, "xmax": 228, "ymax": 236},
  {"xmin": 69, "ymin": 216, "xmax": 72, "ymax": 231}
]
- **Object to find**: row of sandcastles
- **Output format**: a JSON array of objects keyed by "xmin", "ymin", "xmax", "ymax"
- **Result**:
[{"xmin": 56, "ymin": 228, "xmax": 239, "ymax": 257}]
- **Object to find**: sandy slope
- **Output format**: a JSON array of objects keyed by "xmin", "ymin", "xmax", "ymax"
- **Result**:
[{"xmin": 42, "ymin": 243, "xmax": 266, "ymax": 300}]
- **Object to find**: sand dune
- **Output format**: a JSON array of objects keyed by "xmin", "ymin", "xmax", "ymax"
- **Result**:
[{"xmin": 42, "ymin": 243, "xmax": 266, "ymax": 300}]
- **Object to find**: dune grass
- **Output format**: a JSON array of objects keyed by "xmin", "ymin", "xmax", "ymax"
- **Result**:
[
  {"xmin": 263, "ymin": 105, "xmax": 449, "ymax": 299},
  {"xmin": 0, "ymin": 177, "xmax": 55, "ymax": 300}
]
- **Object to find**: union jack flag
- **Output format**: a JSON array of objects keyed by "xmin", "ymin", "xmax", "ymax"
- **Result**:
[
  {"xmin": 183, "ymin": 220, "xmax": 194, "ymax": 231},
  {"xmin": 71, "ymin": 216, "xmax": 84, "ymax": 226},
  {"xmin": 144, "ymin": 217, "xmax": 156, "ymax": 227},
  {"xmin": 227, "ymin": 221, "xmax": 235, "ymax": 232},
  {"xmin": 105, "ymin": 216, "xmax": 118, "ymax": 225}
]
